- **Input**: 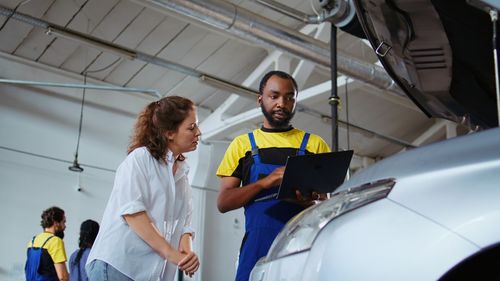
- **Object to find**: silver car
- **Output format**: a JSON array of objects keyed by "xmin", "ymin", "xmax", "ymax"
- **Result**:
[
  {"xmin": 251, "ymin": 126, "xmax": 500, "ymax": 280},
  {"xmin": 251, "ymin": 0, "xmax": 500, "ymax": 280}
]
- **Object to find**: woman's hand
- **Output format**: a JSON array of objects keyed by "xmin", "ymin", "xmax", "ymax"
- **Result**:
[
  {"xmin": 178, "ymin": 251, "xmax": 200, "ymax": 277},
  {"xmin": 165, "ymin": 249, "xmax": 187, "ymax": 265},
  {"xmin": 178, "ymin": 233, "xmax": 199, "ymax": 277}
]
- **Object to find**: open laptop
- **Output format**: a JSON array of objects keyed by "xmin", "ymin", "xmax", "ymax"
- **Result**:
[{"xmin": 276, "ymin": 150, "xmax": 354, "ymax": 199}]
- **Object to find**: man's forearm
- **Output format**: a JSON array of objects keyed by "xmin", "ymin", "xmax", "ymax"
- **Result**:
[
  {"xmin": 54, "ymin": 263, "xmax": 69, "ymax": 281},
  {"xmin": 217, "ymin": 180, "xmax": 267, "ymax": 213}
]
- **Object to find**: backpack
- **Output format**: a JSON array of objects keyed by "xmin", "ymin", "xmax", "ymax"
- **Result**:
[{"xmin": 25, "ymin": 235, "xmax": 58, "ymax": 281}]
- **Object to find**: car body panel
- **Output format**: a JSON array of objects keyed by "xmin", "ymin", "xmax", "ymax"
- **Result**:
[
  {"xmin": 302, "ymin": 199, "xmax": 479, "ymax": 281},
  {"xmin": 250, "ymin": 250, "xmax": 309, "ymax": 281},
  {"xmin": 336, "ymin": 128, "xmax": 500, "ymax": 247},
  {"xmin": 252, "ymin": 198, "xmax": 480, "ymax": 281},
  {"xmin": 388, "ymin": 164, "xmax": 500, "ymax": 248},
  {"xmin": 337, "ymin": 127, "xmax": 500, "ymax": 190}
]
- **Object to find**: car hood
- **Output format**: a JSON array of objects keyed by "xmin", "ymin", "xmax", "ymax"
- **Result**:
[
  {"xmin": 351, "ymin": 0, "xmax": 499, "ymax": 129},
  {"xmin": 334, "ymin": 127, "xmax": 500, "ymax": 247}
]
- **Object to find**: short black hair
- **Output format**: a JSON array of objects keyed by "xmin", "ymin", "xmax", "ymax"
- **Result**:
[{"xmin": 259, "ymin": 70, "xmax": 298, "ymax": 95}]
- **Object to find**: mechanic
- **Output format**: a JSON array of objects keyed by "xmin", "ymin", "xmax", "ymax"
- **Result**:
[{"xmin": 216, "ymin": 70, "xmax": 331, "ymax": 281}]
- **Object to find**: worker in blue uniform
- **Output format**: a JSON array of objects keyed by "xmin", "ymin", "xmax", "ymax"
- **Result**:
[{"xmin": 216, "ymin": 70, "xmax": 331, "ymax": 281}]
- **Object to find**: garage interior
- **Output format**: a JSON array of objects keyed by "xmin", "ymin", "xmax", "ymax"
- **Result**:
[{"xmin": 0, "ymin": 1, "xmax": 474, "ymax": 280}]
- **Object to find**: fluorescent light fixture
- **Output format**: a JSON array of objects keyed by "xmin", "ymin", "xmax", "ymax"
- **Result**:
[
  {"xmin": 45, "ymin": 27, "xmax": 137, "ymax": 60},
  {"xmin": 200, "ymin": 74, "xmax": 258, "ymax": 99}
]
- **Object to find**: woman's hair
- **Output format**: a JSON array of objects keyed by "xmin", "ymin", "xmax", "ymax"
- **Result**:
[
  {"xmin": 128, "ymin": 96, "xmax": 194, "ymax": 162},
  {"xmin": 40, "ymin": 206, "xmax": 65, "ymax": 228},
  {"xmin": 73, "ymin": 219, "xmax": 100, "ymax": 266}
]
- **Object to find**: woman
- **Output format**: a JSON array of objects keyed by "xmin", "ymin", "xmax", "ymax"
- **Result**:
[
  {"xmin": 86, "ymin": 96, "xmax": 201, "ymax": 281},
  {"xmin": 69, "ymin": 220, "xmax": 99, "ymax": 281}
]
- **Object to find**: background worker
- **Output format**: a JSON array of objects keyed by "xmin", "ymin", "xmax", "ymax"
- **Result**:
[
  {"xmin": 68, "ymin": 219, "xmax": 99, "ymax": 281},
  {"xmin": 25, "ymin": 206, "xmax": 69, "ymax": 281}
]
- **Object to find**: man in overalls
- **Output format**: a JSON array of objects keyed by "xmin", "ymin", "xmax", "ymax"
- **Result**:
[
  {"xmin": 216, "ymin": 70, "xmax": 331, "ymax": 281},
  {"xmin": 25, "ymin": 206, "xmax": 69, "ymax": 281}
]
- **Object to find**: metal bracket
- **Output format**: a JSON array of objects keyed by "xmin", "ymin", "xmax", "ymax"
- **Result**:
[{"xmin": 375, "ymin": 41, "xmax": 392, "ymax": 57}]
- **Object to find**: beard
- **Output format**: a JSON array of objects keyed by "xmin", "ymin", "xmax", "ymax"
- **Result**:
[
  {"xmin": 54, "ymin": 230, "xmax": 65, "ymax": 239},
  {"xmin": 261, "ymin": 104, "xmax": 295, "ymax": 128}
]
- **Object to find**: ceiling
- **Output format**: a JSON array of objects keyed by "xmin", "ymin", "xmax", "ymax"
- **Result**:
[{"xmin": 0, "ymin": 0, "xmax": 464, "ymax": 172}]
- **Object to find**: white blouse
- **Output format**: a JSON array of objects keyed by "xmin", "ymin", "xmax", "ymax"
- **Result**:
[{"xmin": 87, "ymin": 147, "xmax": 194, "ymax": 281}]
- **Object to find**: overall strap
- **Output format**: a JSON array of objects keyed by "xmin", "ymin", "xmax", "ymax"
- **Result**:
[
  {"xmin": 41, "ymin": 235, "xmax": 54, "ymax": 248},
  {"xmin": 248, "ymin": 132, "xmax": 261, "ymax": 165},
  {"xmin": 297, "ymin": 132, "xmax": 310, "ymax": 155}
]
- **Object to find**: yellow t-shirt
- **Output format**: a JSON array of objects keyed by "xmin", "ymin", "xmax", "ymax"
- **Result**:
[
  {"xmin": 217, "ymin": 128, "xmax": 331, "ymax": 184},
  {"xmin": 27, "ymin": 232, "xmax": 67, "ymax": 264}
]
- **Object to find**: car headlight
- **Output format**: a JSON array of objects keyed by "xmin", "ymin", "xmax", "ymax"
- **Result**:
[{"xmin": 266, "ymin": 178, "xmax": 395, "ymax": 261}]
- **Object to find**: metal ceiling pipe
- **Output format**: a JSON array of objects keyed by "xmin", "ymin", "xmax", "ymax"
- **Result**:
[
  {"xmin": 253, "ymin": 0, "xmax": 323, "ymax": 24},
  {"xmin": 0, "ymin": 78, "xmax": 160, "ymax": 97},
  {"xmin": 253, "ymin": 0, "xmax": 356, "ymax": 27},
  {"xmin": 134, "ymin": 0, "xmax": 402, "ymax": 95}
]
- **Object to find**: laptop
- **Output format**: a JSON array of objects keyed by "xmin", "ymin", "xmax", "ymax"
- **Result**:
[{"xmin": 276, "ymin": 150, "xmax": 354, "ymax": 199}]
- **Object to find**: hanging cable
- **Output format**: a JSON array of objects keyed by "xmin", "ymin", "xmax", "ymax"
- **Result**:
[
  {"xmin": 84, "ymin": 57, "xmax": 122, "ymax": 74},
  {"xmin": 68, "ymin": 74, "xmax": 86, "ymax": 172},
  {"xmin": 310, "ymin": 0, "xmax": 321, "ymax": 17},
  {"xmin": 76, "ymin": 74, "xmax": 86, "ymax": 156}
]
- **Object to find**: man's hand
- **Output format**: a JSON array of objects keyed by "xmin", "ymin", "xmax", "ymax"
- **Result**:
[
  {"xmin": 284, "ymin": 190, "xmax": 328, "ymax": 208},
  {"xmin": 311, "ymin": 191, "xmax": 328, "ymax": 201},
  {"xmin": 261, "ymin": 166, "xmax": 285, "ymax": 188},
  {"xmin": 217, "ymin": 166, "xmax": 286, "ymax": 213}
]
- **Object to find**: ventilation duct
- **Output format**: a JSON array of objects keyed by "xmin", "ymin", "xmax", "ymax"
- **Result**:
[{"xmin": 133, "ymin": 0, "xmax": 402, "ymax": 95}]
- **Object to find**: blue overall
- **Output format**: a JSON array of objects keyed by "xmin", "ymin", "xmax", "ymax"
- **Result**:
[
  {"xmin": 25, "ymin": 235, "xmax": 58, "ymax": 281},
  {"xmin": 235, "ymin": 132, "xmax": 310, "ymax": 281}
]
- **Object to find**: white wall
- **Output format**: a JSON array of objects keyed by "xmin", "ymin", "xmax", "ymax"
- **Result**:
[
  {"xmin": 195, "ymin": 142, "xmax": 245, "ymax": 281},
  {"xmin": 0, "ymin": 82, "xmax": 245, "ymax": 281}
]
